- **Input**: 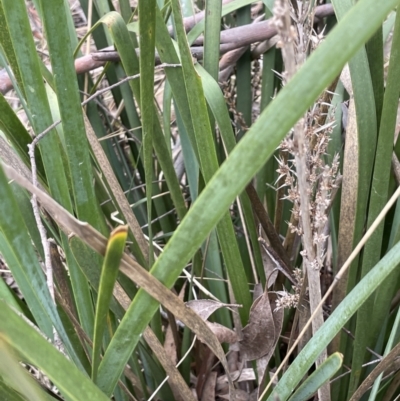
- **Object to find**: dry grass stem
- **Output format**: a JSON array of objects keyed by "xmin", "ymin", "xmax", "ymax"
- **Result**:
[{"xmin": 271, "ymin": 1, "xmax": 343, "ymax": 399}]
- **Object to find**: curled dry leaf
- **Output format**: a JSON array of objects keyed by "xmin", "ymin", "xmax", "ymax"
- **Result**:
[
  {"xmin": 206, "ymin": 322, "xmax": 237, "ymax": 344},
  {"xmin": 240, "ymin": 289, "xmax": 282, "ymax": 361},
  {"xmin": 200, "ymin": 371, "xmax": 217, "ymax": 401},
  {"xmin": 186, "ymin": 299, "xmax": 240, "ymax": 321},
  {"xmin": 257, "ymin": 292, "xmax": 284, "ymax": 399}
]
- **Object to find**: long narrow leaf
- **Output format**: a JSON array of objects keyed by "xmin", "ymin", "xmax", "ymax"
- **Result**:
[
  {"xmin": 288, "ymin": 353, "xmax": 343, "ymax": 401},
  {"xmin": 0, "ymin": 302, "xmax": 111, "ymax": 401},
  {"xmin": 38, "ymin": 0, "xmax": 108, "ymax": 234},
  {"xmin": 0, "ymin": 165, "xmax": 82, "ymax": 368},
  {"xmin": 92, "ymin": 225, "xmax": 128, "ymax": 382},
  {"xmin": 139, "ymin": 0, "xmax": 156, "ymax": 266}
]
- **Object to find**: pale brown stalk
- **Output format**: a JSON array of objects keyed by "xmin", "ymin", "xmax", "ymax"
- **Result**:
[{"xmin": 271, "ymin": 1, "xmax": 336, "ymax": 400}]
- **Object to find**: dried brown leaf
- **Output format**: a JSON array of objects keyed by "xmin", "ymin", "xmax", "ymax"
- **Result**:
[
  {"xmin": 163, "ymin": 324, "xmax": 178, "ymax": 365},
  {"xmin": 200, "ymin": 371, "xmax": 217, "ymax": 401},
  {"xmin": 240, "ymin": 288, "xmax": 276, "ymax": 361},
  {"xmin": 186, "ymin": 299, "xmax": 239, "ymax": 321},
  {"xmin": 84, "ymin": 115, "xmax": 149, "ymax": 262},
  {"xmin": 330, "ymin": 66, "xmax": 358, "ymax": 354},
  {"xmin": 256, "ymin": 292, "xmax": 284, "ymax": 399},
  {"xmin": 144, "ymin": 327, "xmax": 194, "ymax": 401},
  {"xmin": 216, "ymin": 368, "xmax": 256, "ymax": 391},
  {"xmin": 196, "ymin": 346, "xmax": 216, "ymax": 399},
  {"xmin": 206, "ymin": 322, "xmax": 237, "ymax": 344}
]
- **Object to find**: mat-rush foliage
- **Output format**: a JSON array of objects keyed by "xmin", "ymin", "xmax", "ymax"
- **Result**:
[{"xmin": 0, "ymin": 0, "xmax": 399, "ymax": 400}]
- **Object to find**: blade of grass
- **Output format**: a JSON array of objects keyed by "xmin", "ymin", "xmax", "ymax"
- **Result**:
[
  {"xmin": 0, "ymin": 276, "xmax": 23, "ymax": 315},
  {"xmin": 235, "ymin": 3, "xmax": 251, "ymax": 140},
  {"xmin": 1, "ymin": 0, "xmax": 73, "ymax": 211},
  {"xmin": 366, "ymin": 28, "xmax": 384, "ymax": 128},
  {"xmin": 0, "ymin": 302, "xmax": 111, "ymax": 401},
  {"xmin": 202, "ymin": 231, "xmax": 232, "ymax": 328},
  {"xmin": 258, "ymin": 4, "xmax": 277, "ymax": 209},
  {"xmin": 119, "ymin": 0, "xmax": 132, "ymax": 23},
  {"xmin": 3, "ymin": 2, "xmax": 90, "ymax": 342},
  {"xmin": 171, "ymin": 0, "xmax": 252, "ymax": 324},
  {"xmin": 0, "ymin": 337, "xmax": 52, "ymax": 401},
  {"xmin": 0, "ymin": 164, "xmax": 83, "ymax": 367},
  {"xmin": 366, "ymin": 6, "xmax": 400, "ymax": 365},
  {"xmin": 175, "ymin": 107, "xmax": 199, "ymax": 200},
  {"xmin": 139, "ymin": 0, "xmax": 156, "ymax": 267},
  {"xmin": 186, "ymin": 0, "xmax": 258, "ymax": 44},
  {"xmin": 163, "ymin": 80, "xmax": 173, "ymax": 155},
  {"xmin": 39, "ymin": 0, "xmax": 108, "ymax": 234},
  {"xmin": 383, "ymin": 11, "xmax": 397, "ymax": 42},
  {"xmin": 0, "ymin": 2, "xmax": 24, "ymax": 98},
  {"xmin": 287, "ymin": 353, "xmax": 343, "ymax": 401},
  {"xmin": 92, "ymin": 225, "xmax": 128, "ymax": 382},
  {"xmin": 155, "ymin": 8, "xmax": 200, "ymax": 161},
  {"xmin": 330, "ymin": 3, "xmax": 378, "ymax": 393},
  {"xmin": 203, "ymin": 0, "xmax": 222, "ymax": 80},
  {"xmin": 0, "ymin": 94, "xmax": 45, "ymax": 181}
]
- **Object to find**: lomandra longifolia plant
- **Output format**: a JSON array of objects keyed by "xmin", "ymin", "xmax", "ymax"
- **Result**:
[{"xmin": 0, "ymin": 1, "xmax": 399, "ymax": 401}]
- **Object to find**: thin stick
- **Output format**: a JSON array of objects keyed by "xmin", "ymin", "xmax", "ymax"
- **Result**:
[{"xmin": 27, "ymin": 141, "xmax": 58, "ymax": 345}]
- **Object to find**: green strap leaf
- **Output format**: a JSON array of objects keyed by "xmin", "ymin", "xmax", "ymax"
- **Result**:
[
  {"xmin": 139, "ymin": 0, "xmax": 156, "ymax": 266},
  {"xmin": 287, "ymin": 353, "xmax": 343, "ymax": 401},
  {"xmin": 0, "ymin": 164, "xmax": 83, "ymax": 368},
  {"xmin": 92, "ymin": 225, "xmax": 128, "ymax": 382},
  {"xmin": 170, "ymin": 0, "xmax": 252, "ymax": 324},
  {"xmin": 0, "ymin": 302, "xmax": 111, "ymax": 401},
  {"xmin": 0, "ymin": 337, "xmax": 53, "ymax": 401},
  {"xmin": 38, "ymin": 0, "xmax": 108, "ymax": 235}
]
